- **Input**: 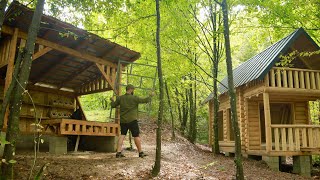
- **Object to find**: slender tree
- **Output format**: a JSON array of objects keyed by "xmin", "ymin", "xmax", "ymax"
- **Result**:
[
  {"xmin": 219, "ymin": 0, "xmax": 244, "ymax": 179},
  {"xmin": 210, "ymin": 0, "xmax": 221, "ymax": 154},
  {"xmin": 152, "ymin": 0, "xmax": 164, "ymax": 176},
  {"xmin": 1, "ymin": 0, "xmax": 46, "ymax": 177},
  {"xmin": 165, "ymin": 81, "xmax": 175, "ymax": 140}
]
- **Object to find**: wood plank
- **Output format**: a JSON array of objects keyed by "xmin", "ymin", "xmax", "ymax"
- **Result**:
[
  {"xmin": 276, "ymin": 69, "xmax": 282, "ymax": 87},
  {"xmin": 4, "ymin": 28, "xmax": 19, "ymax": 128},
  {"xmin": 281, "ymin": 128, "xmax": 287, "ymax": 151},
  {"xmin": 288, "ymin": 70, "xmax": 293, "ymax": 88},
  {"xmin": 74, "ymin": 135, "xmax": 80, "ymax": 152},
  {"xmin": 299, "ymin": 71, "xmax": 305, "ymax": 89},
  {"xmin": 311, "ymin": 72, "xmax": 316, "ymax": 89},
  {"xmin": 32, "ymin": 47, "xmax": 52, "ymax": 61},
  {"xmin": 302, "ymin": 128, "xmax": 307, "ymax": 147},
  {"xmin": 295, "ymin": 128, "xmax": 300, "ymax": 151},
  {"xmin": 95, "ymin": 63, "xmax": 115, "ymax": 90},
  {"xmin": 314, "ymin": 128, "xmax": 319, "ymax": 148},
  {"xmin": 270, "ymin": 69, "xmax": 275, "ymax": 87},
  {"xmin": 264, "ymin": 73, "xmax": 269, "ymax": 87},
  {"xmin": 263, "ymin": 93, "xmax": 272, "ymax": 152},
  {"xmin": 308, "ymin": 128, "xmax": 314, "ymax": 148},
  {"xmin": 76, "ymin": 97, "xmax": 88, "ymax": 120},
  {"xmin": 283, "ymin": 70, "xmax": 288, "ymax": 87},
  {"xmin": 4, "ymin": 28, "xmax": 18, "ymax": 93},
  {"xmin": 294, "ymin": 71, "xmax": 299, "ymax": 88},
  {"xmin": 264, "ymin": 87, "xmax": 320, "ymax": 96},
  {"xmin": 288, "ymin": 128, "xmax": 294, "ymax": 151},
  {"xmin": 305, "ymin": 72, "xmax": 310, "ymax": 89},
  {"xmin": 274, "ymin": 128, "xmax": 280, "ymax": 151},
  {"xmin": 2, "ymin": 26, "xmax": 117, "ymax": 67},
  {"xmin": 57, "ymin": 62, "xmax": 93, "ymax": 89},
  {"xmin": 316, "ymin": 72, "xmax": 320, "ymax": 90}
]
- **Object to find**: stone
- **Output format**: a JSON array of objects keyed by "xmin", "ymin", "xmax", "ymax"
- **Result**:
[
  {"xmin": 262, "ymin": 156, "xmax": 279, "ymax": 171},
  {"xmin": 293, "ymin": 156, "xmax": 311, "ymax": 177}
]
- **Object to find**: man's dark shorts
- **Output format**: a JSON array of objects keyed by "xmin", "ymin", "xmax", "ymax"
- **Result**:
[{"xmin": 120, "ymin": 120, "xmax": 140, "ymax": 137}]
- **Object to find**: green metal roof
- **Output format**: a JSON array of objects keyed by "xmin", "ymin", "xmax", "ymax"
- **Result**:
[{"xmin": 203, "ymin": 28, "xmax": 318, "ymax": 104}]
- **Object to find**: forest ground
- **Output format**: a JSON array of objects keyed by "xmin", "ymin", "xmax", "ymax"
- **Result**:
[{"xmin": 15, "ymin": 119, "xmax": 316, "ymax": 180}]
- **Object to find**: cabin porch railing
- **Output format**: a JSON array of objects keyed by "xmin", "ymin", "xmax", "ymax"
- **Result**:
[
  {"xmin": 266, "ymin": 67, "xmax": 320, "ymax": 89},
  {"xmin": 269, "ymin": 124, "xmax": 320, "ymax": 152}
]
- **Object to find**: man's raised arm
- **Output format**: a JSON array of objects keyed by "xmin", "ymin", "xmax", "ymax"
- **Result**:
[{"xmin": 110, "ymin": 96, "xmax": 120, "ymax": 108}]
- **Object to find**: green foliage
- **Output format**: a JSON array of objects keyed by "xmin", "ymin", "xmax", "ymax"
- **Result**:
[{"xmin": 13, "ymin": 0, "xmax": 320, "ymax": 146}]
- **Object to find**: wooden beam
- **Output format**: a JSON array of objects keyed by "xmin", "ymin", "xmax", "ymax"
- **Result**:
[
  {"xmin": 263, "ymin": 93, "xmax": 272, "ymax": 152},
  {"xmin": 95, "ymin": 63, "xmax": 114, "ymax": 90},
  {"xmin": 76, "ymin": 96, "xmax": 88, "ymax": 121},
  {"xmin": 4, "ymin": 28, "xmax": 18, "ymax": 93},
  {"xmin": 31, "ymin": 40, "xmax": 88, "ymax": 84},
  {"xmin": 32, "ymin": 47, "xmax": 52, "ymax": 61},
  {"xmin": 2, "ymin": 25, "xmax": 116, "ymax": 68},
  {"xmin": 265, "ymin": 87, "xmax": 320, "ymax": 96},
  {"xmin": 27, "ymin": 84, "xmax": 76, "ymax": 97},
  {"xmin": 57, "ymin": 62, "xmax": 93, "ymax": 89},
  {"xmin": 3, "ymin": 28, "xmax": 19, "ymax": 128}
]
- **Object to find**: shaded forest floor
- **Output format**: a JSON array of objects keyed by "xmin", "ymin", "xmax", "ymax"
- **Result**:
[{"xmin": 15, "ymin": 119, "xmax": 314, "ymax": 180}]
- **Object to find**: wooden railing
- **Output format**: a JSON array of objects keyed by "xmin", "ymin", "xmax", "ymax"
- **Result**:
[
  {"xmin": 270, "ymin": 124, "xmax": 320, "ymax": 151},
  {"xmin": 42, "ymin": 119, "xmax": 119, "ymax": 136},
  {"xmin": 266, "ymin": 67, "xmax": 320, "ymax": 89}
]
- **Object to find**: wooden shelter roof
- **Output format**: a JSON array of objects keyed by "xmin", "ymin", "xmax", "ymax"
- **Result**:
[
  {"xmin": 203, "ymin": 28, "xmax": 320, "ymax": 104},
  {"xmin": 1, "ymin": 2, "xmax": 140, "ymax": 92}
]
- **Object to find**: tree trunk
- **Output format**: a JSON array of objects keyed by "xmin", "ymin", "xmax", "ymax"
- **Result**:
[
  {"xmin": 165, "ymin": 81, "xmax": 175, "ymax": 140},
  {"xmin": 221, "ymin": 0, "xmax": 244, "ymax": 179},
  {"xmin": 0, "ymin": 0, "xmax": 7, "ymax": 38},
  {"xmin": 193, "ymin": 74, "xmax": 197, "ymax": 143},
  {"xmin": 181, "ymin": 89, "xmax": 188, "ymax": 135},
  {"xmin": 175, "ymin": 87, "xmax": 182, "ymax": 124},
  {"xmin": 152, "ymin": 0, "xmax": 164, "ymax": 176},
  {"xmin": 210, "ymin": 1, "xmax": 220, "ymax": 154},
  {"xmin": 1, "ymin": 0, "xmax": 45, "ymax": 177},
  {"xmin": 188, "ymin": 83, "xmax": 194, "ymax": 143}
]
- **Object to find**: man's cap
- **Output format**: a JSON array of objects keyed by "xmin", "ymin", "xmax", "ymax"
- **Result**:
[{"xmin": 126, "ymin": 84, "xmax": 135, "ymax": 91}]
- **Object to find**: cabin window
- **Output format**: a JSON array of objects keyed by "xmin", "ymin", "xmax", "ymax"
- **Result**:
[
  {"xmin": 227, "ymin": 108, "xmax": 235, "ymax": 141},
  {"xmin": 217, "ymin": 111, "xmax": 224, "ymax": 141}
]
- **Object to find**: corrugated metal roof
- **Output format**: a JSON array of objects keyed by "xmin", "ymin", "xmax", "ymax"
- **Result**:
[{"xmin": 203, "ymin": 28, "xmax": 308, "ymax": 104}]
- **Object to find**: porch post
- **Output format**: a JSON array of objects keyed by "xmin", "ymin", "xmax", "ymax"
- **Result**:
[
  {"xmin": 263, "ymin": 92, "xmax": 272, "ymax": 152},
  {"xmin": 3, "ymin": 28, "xmax": 19, "ymax": 128}
]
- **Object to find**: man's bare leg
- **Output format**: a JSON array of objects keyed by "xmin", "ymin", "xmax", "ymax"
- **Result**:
[
  {"xmin": 134, "ymin": 136, "xmax": 142, "ymax": 153},
  {"xmin": 117, "ymin": 135, "xmax": 126, "ymax": 152}
]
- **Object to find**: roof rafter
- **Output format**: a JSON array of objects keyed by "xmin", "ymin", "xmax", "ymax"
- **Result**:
[
  {"xmin": 30, "ymin": 40, "xmax": 88, "ymax": 84},
  {"xmin": 57, "ymin": 62, "xmax": 94, "ymax": 89},
  {"xmin": 2, "ymin": 25, "xmax": 117, "ymax": 68}
]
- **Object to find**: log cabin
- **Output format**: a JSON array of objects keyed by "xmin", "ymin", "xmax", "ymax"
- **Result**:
[
  {"xmin": 204, "ymin": 28, "xmax": 320, "ymax": 176},
  {"xmin": 0, "ymin": 2, "xmax": 140, "ymax": 154}
]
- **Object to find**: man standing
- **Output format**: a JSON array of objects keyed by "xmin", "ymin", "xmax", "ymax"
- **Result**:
[{"xmin": 110, "ymin": 84, "xmax": 153, "ymax": 158}]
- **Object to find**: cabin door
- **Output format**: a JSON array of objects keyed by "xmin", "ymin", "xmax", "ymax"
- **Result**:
[{"xmin": 259, "ymin": 103, "xmax": 293, "ymax": 143}]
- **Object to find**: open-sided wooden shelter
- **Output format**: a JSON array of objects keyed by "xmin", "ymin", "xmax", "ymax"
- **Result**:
[
  {"xmin": 0, "ymin": 2, "xmax": 140, "ymax": 153},
  {"xmin": 204, "ymin": 28, "xmax": 320, "ymax": 176}
]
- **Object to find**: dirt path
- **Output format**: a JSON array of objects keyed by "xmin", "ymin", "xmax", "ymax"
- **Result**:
[{"xmin": 15, "ymin": 121, "xmax": 311, "ymax": 179}]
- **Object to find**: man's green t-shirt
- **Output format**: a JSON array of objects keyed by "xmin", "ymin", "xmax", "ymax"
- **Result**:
[{"xmin": 111, "ymin": 93, "xmax": 151, "ymax": 123}]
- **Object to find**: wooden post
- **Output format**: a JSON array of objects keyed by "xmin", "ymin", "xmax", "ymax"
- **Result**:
[
  {"xmin": 115, "ymin": 65, "xmax": 122, "ymax": 126},
  {"xmin": 263, "ymin": 93, "xmax": 272, "ymax": 153},
  {"xmin": 74, "ymin": 135, "xmax": 80, "ymax": 152},
  {"xmin": 4, "ymin": 28, "xmax": 18, "ymax": 93},
  {"xmin": 3, "ymin": 28, "xmax": 19, "ymax": 129},
  {"xmin": 76, "ymin": 96, "xmax": 88, "ymax": 120}
]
